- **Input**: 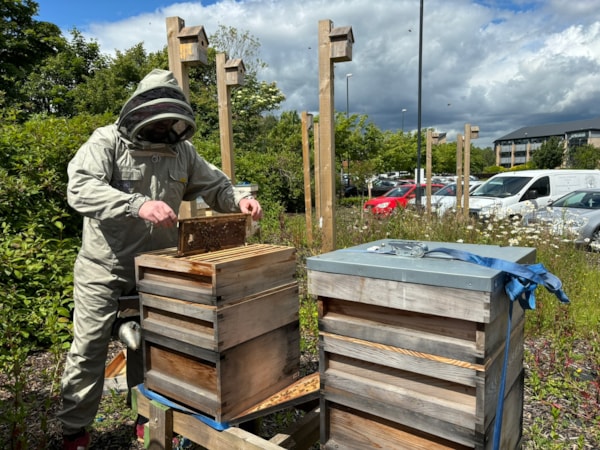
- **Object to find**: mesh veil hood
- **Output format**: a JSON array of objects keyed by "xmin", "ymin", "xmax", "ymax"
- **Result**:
[{"xmin": 117, "ymin": 69, "xmax": 196, "ymax": 146}]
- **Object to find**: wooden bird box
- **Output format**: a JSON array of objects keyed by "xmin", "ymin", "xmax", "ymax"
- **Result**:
[
  {"xmin": 329, "ymin": 26, "xmax": 354, "ymax": 62},
  {"xmin": 471, "ymin": 125, "xmax": 480, "ymax": 139},
  {"xmin": 224, "ymin": 58, "xmax": 246, "ymax": 86},
  {"xmin": 178, "ymin": 25, "xmax": 209, "ymax": 66}
]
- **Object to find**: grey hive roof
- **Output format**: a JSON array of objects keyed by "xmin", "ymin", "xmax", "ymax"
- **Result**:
[{"xmin": 495, "ymin": 117, "xmax": 600, "ymax": 143}]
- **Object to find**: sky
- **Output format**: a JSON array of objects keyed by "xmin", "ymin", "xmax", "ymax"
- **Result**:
[{"xmin": 33, "ymin": 0, "xmax": 600, "ymax": 149}]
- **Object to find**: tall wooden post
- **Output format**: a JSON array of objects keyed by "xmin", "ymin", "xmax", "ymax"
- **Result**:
[
  {"xmin": 463, "ymin": 124, "xmax": 479, "ymax": 218},
  {"xmin": 302, "ymin": 112, "xmax": 314, "ymax": 245},
  {"xmin": 216, "ymin": 53, "xmax": 235, "ymax": 183},
  {"xmin": 166, "ymin": 17, "xmax": 190, "ymax": 98},
  {"xmin": 317, "ymin": 20, "xmax": 354, "ymax": 253},
  {"xmin": 318, "ymin": 20, "xmax": 336, "ymax": 253},
  {"xmin": 314, "ymin": 122, "xmax": 321, "ymax": 222},
  {"xmin": 463, "ymin": 124, "xmax": 472, "ymax": 219},
  {"xmin": 166, "ymin": 16, "xmax": 209, "ymax": 218},
  {"xmin": 456, "ymin": 134, "xmax": 464, "ymax": 212}
]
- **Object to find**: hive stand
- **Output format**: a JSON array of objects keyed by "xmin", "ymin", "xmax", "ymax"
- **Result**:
[{"xmin": 132, "ymin": 372, "xmax": 320, "ymax": 450}]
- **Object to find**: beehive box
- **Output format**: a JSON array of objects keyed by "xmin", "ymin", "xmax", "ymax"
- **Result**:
[
  {"xmin": 307, "ymin": 239, "xmax": 534, "ymax": 449},
  {"xmin": 135, "ymin": 244, "xmax": 300, "ymax": 422}
]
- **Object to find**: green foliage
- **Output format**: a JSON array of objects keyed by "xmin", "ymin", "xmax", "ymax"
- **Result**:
[
  {"xmin": 21, "ymin": 30, "xmax": 108, "ymax": 116},
  {"xmin": 531, "ymin": 136, "xmax": 565, "ymax": 169},
  {"xmin": 0, "ymin": 113, "xmax": 113, "ymax": 237},
  {"xmin": 0, "ymin": 0, "xmax": 65, "ymax": 110},
  {"xmin": 569, "ymin": 144, "xmax": 599, "ymax": 169},
  {"xmin": 0, "ymin": 223, "xmax": 78, "ymax": 447}
]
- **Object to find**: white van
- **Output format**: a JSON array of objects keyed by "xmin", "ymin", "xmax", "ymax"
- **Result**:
[{"xmin": 469, "ymin": 170, "xmax": 600, "ymax": 219}]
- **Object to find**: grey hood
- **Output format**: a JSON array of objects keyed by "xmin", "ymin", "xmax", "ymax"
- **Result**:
[{"xmin": 117, "ymin": 69, "xmax": 196, "ymax": 147}]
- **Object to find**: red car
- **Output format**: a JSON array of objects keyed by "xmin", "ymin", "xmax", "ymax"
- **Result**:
[{"xmin": 364, "ymin": 183, "xmax": 444, "ymax": 215}]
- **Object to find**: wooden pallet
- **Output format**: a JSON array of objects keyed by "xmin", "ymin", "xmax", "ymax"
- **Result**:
[{"xmin": 132, "ymin": 372, "xmax": 320, "ymax": 450}]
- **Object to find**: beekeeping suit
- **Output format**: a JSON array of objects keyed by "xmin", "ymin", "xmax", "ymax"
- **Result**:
[{"xmin": 58, "ymin": 69, "xmax": 251, "ymax": 435}]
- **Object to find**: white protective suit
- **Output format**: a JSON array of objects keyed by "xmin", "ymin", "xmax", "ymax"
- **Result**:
[{"xmin": 58, "ymin": 69, "xmax": 247, "ymax": 435}]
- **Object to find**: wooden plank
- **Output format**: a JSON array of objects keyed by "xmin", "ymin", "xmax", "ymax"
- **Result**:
[
  {"xmin": 309, "ymin": 271, "xmax": 492, "ymax": 323},
  {"xmin": 218, "ymin": 323, "xmax": 301, "ymax": 420},
  {"xmin": 140, "ymin": 283, "xmax": 299, "ymax": 352},
  {"xmin": 141, "ymin": 293, "xmax": 216, "ymax": 350},
  {"xmin": 320, "ymin": 331, "xmax": 482, "ymax": 386},
  {"xmin": 232, "ymin": 372, "xmax": 319, "ymax": 423},
  {"xmin": 136, "ymin": 244, "xmax": 297, "ymax": 304},
  {"xmin": 145, "ymin": 369, "xmax": 219, "ymax": 419},
  {"xmin": 148, "ymin": 400, "xmax": 173, "ymax": 450},
  {"xmin": 323, "ymin": 385, "xmax": 476, "ymax": 447},
  {"xmin": 323, "ymin": 402, "xmax": 472, "ymax": 450},
  {"xmin": 133, "ymin": 387, "xmax": 285, "ymax": 450},
  {"xmin": 144, "ymin": 330, "xmax": 219, "ymax": 363},
  {"xmin": 216, "ymin": 283, "xmax": 298, "ymax": 350},
  {"xmin": 138, "ymin": 278, "xmax": 218, "ymax": 305},
  {"xmin": 322, "ymin": 365, "xmax": 476, "ymax": 430},
  {"xmin": 481, "ymin": 297, "xmax": 524, "ymax": 358},
  {"xmin": 320, "ymin": 310, "xmax": 479, "ymax": 362},
  {"xmin": 321, "ymin": 298, "xmax": 478, "ymax": 341}
]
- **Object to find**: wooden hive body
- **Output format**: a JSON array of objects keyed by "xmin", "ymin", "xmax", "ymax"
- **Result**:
[
  {"xmin": 135, "ymin": 244, "xmax": 300, "ymax": 423},
  {"xmin": 307, "ymin": 239, "xmax": 533, "ymax": 449}
]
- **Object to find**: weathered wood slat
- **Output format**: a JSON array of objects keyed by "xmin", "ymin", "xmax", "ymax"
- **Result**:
[
  {"xmin": 320, "ymin": 311, "xmax": 480, "ymax": 362},
  {"xmin": 322, "ymin": 402, "xmax": 472, "ymax": 450},
  {"xmin": 320, "ymin": 331, "xmax": 483, "ymax": 386},
  {"xmin": 140, "ymin": 283, "xmax": 298, "ymax": 352},
  {"xmin": 309, "ymin": 270, "xmax": 495, "ymax": 323},
  {"xmin": 232, "ymin": 372, "xmax": 320, "ymax": 423},
  {"xmin": 145, "ymin": 369, "xmax": 219, "ymax": 417},
  {"xmin": 136, "ymin": 244, "xmax": 297, "ymax": 305},
  {"xmin": 322, "ymin": 366, "xmax": 476, "ymax": 429},
  {"xmin": 217, "ymin": 323, "xmax": 300, "ymax": 420},
  {"xmin": 145, "ymin": 323, "xmax": 300, "ymax": 422}
]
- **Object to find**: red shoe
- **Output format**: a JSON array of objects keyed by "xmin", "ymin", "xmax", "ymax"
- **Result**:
[
  {"xmin": 63, "ymin": 430, "xmax": 90, "ymax": 450},
  {"xmin": 136, "ymin": 423, "xmax": 146, "ymax": 443}
]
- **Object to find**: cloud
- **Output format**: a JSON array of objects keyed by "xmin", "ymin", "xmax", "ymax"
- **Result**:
[{"xmin": 75, "ymin": 0, "xmax": 600, "ymax": 149}]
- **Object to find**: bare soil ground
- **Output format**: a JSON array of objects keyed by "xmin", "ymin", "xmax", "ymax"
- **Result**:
[{"xmin": 1, "ymin": 337, "xmax": 598, "ymax": 449}]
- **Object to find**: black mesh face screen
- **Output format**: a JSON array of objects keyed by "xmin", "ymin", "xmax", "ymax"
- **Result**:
[{"xmin": 118, "ymin": 98, "xmax": 196, "ymax": 145}]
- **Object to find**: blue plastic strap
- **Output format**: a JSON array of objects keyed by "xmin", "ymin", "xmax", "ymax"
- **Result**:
[
  {"xmin": 424, "ymin": 247, "xmax": 569, "ymax": 309},
  {"xmin": 137, "ymin": 384, "xmax": 230, "ymax": 431}
]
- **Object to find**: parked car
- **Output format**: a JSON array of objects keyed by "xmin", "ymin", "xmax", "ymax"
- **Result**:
[
  {"xmin": 344, "ymin": 184, "xmax": 368, "ymax": 197},
  {"xmin": 369, "ymin": 178, "xmax": 414, "ymax": 197},
  {"xmin": 469, "ymin": 169, "xmax": 600, "ymax": 219},
  {"xmin": 523, "ymin": 188, "xmax": 600, "ymax": 251},
  {"xmin": 364, "ymin": 183, "xmax": 444, "ymax": 215},
  {"xmin": 429, "ymin": 181, "xmax": 484, "ymax": 215}
]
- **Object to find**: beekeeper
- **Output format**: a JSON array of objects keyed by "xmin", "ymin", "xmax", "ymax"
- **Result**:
[{"xmin": 59, "ymin": 69, "xmax": 262, "ymax": 450}]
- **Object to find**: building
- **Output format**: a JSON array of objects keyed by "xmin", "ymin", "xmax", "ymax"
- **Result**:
[{"xmin": 494, "ymin": 117, "xmax": 600, "ymax": 168}]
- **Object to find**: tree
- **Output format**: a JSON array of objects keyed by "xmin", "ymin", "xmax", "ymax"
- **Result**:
[
  {"xmin": 21, "ymin": 30, "xmax": 108, "ymax": 116},
  {"xmin": 72, "ymin": 44, "xmax": 168, "ymax": 116},
  {"xmin": 0, "ymin": 0, "xmax": 64, "ymax": 110},
  {"xmin": 531, "ymin": 136, "xmax": 564, "ymax": 169},
  {"xmin": 569, "ymin": 144, "xmax": 599, "ymax": 169}
]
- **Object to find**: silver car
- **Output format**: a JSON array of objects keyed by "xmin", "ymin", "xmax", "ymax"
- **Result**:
[{"xmin": 523, "ymin": 188, "xmax": 600, "ymax": 250}]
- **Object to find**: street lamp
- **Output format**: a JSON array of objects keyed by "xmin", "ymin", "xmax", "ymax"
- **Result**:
[
  {"xmin": 345, "ymin": 73, "xmax": 353, "ymax": 186},
  {"xmin": 401, "ymin": 108, "xmax": 407, "ymax": 132},
  {"xmin": 345, "ymin": 73, "xmax": 353, "ymax": 117}
]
